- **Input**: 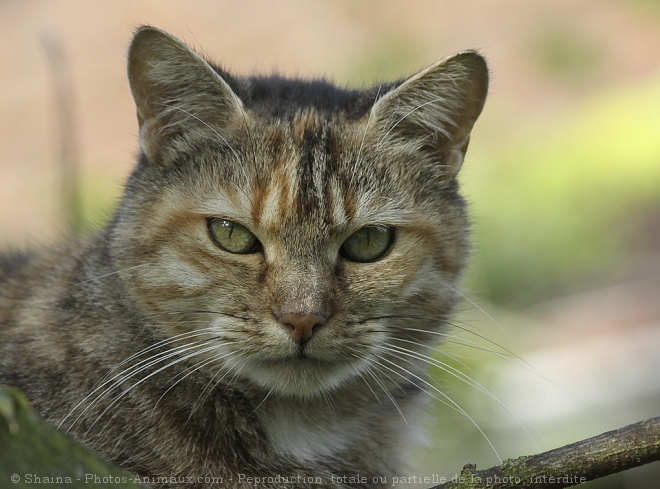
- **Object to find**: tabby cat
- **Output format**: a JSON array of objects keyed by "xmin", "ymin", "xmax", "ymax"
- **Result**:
[{"xmin": 0, "ymin": 26, "xmax": 488, "ymax": 488}]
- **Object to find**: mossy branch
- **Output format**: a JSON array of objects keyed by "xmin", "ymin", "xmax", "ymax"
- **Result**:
[
  {"xmin": 431, "ymin": 416, "xmax": 660, "ymax": 489},
  {"xmin": 0, "ymin": 387, "xmax": 146, "ymax": 488}
]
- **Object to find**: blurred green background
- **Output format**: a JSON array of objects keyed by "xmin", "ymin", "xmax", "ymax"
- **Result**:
[{"xmin": 1, "ymin": 1, "xmax": 659, "ymax": 487}]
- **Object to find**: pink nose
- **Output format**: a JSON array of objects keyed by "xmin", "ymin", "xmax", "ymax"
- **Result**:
[{"xmin": 278, "ymin": 313, "xmax": 326, "ymax": 345}]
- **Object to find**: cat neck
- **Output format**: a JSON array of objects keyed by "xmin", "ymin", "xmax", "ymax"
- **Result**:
[{"xmin": 253, "ymin": 382, "xmax": 420, "ymax": 463}]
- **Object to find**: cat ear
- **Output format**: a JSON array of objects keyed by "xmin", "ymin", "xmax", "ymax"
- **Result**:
[
  {"xmin": 127, "ymin": 26, "xmax": 244, "ymax": 165},
  {"xmin": 369, "ymin": 51, "xmax": 488, "ymax": 179}
]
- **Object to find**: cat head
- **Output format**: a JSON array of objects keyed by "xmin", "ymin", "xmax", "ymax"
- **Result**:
[{"xmin": 111, "ymin": 26, "xmax": 488, "ymax": 398}]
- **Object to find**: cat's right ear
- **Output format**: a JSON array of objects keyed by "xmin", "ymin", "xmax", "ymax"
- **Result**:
[
  {"xmin": 127, "ymin": 26, "xmax": 244, "ymax": 165},
  {"xmin": 368, "ymin": 51, "xmax": 488, "ymax": 181}
]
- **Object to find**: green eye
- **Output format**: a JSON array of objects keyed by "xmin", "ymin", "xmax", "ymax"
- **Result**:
[
  {"xmin": 340, "ymin": 226, "xmax": 394, "ymax": 263},
  {"xmin": 207, "ymin": 218, "xmax": 259, "ymax": 254}
]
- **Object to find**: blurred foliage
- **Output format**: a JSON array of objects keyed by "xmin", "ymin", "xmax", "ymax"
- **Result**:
[
  {"xmin": 531, "ymin": 27, "xmax": 604, "ymax": 81},
  {"xmin": 343, "ymin": 36, "xmax": 424, "ymax": 83},
  {"xmin": 463, "ymin": 74, "xmax": 660, "ymax": 307},
  {"xmin": 77, "ymin": 174, "xmax": 123, "ymax": 233},
  {"xmin": 629, "ymin": 0, "xmax": 660, "ymax": 16}
]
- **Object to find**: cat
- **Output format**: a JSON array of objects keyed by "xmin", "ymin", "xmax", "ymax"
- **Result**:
[{"xmin": 0, "ymin": 26, "xmax": 487, "ymax": 489}]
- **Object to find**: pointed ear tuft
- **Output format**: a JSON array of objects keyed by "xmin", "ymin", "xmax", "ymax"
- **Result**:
[
  {"xmin": 369, "ymin": 51, "xmax": 488, "ymax": 179},
  {"xmin": 127, "ymin": 26, "xmax": 243, "ymax": 165}
]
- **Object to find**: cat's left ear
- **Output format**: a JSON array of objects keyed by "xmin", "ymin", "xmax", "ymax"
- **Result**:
[
  {"xmin": 127, "ymin": 26, "xmax": 244, "ymax": 165},
  {"xmin": 369, "ymin": 51, "xmax": 488, "ymax": 179}
]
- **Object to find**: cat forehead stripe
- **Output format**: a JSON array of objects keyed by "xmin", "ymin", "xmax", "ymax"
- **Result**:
[{"xmin": 252, "ymin": 164, "xmax": 295, "ymax": 229}]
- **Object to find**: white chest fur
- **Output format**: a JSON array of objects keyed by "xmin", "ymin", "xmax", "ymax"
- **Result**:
[{"xmin": 258, "ymin": 401, "xmax": 364, "ymax": 461}]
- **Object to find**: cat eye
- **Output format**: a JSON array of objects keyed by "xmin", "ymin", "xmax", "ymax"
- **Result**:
[
  {"xmin": 207, "ymin": 218, "xmax": 260, "ymax": 254},
  {"xmin": 340, "ymin": 226, "xmax": 394, "ymax": 263}
]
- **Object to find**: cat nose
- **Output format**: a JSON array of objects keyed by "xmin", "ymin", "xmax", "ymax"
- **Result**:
[{"xmin": 278, "ymin": 313, "xmax": 326, "ymax": 345}]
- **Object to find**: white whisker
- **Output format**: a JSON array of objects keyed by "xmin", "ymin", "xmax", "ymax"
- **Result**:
[
  {"xmin": 382, "ymin": 342, "xmax": 541, "ymax": 448},
  {"xmin": 66, "ymin": 263, "xmax": 151, "ymax": 289},
  {"xmin": 369, "ymin": 348, "xmax": 502, "ymax": 463},
  {"xmin": 151, "ymin": 345, "xmax": 245, "ymax": 417},
  {"xmin": 83, "ymin": 341, "xmax": 223, "ymax": 437},
  {"xmin": 61, "ymin": 333, "xmax": 225, "ymax": 432},
  {"xmin": 349, "ymin": 350, "xmax": 408, "ymax": 425}
]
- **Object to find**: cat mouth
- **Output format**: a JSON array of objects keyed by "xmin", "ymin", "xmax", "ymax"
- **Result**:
[
  {"xmin": 261, "ymin": 352, "xmax": 329, "ymax": 364},
  {"xmin": 253, "ymin": 340, "xmax": 337, "ymax": 364},
  {"xmin": 242, "ymin": 355, "xmax": 357, "ymax": 397},
  {"xmin": 295, "ymin": 347, "xmax": 311, "ymax": 360}
]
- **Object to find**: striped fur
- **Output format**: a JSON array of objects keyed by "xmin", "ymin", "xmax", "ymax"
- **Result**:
[{"xmin": 0, "ymin": 26, "xmax": 488, "ymax": 488}]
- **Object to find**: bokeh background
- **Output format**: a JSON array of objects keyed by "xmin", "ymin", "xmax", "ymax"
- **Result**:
[{"xmin": 1, "ymin": 1, "xmax": 659, "ymax": 487}]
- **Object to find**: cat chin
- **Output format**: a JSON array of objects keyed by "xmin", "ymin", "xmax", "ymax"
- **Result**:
[{"xmin": 235, "ymin": 357, "xmax": 362, "ymax": 399}]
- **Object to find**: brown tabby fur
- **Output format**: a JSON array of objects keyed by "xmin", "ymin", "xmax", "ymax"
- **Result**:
[{"xmin": 0, "ymin": 26, "xmax": 488, "ymax": 488}]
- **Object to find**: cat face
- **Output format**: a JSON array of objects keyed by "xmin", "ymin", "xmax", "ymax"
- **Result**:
[{"xmin": 111, "ymin": 27, "xmax": 487, "ymax": 398}]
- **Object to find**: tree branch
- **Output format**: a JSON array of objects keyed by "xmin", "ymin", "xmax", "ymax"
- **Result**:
[{"xmin": 431, "ymin": 416, "xmax": 660, "ymax": 488}]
